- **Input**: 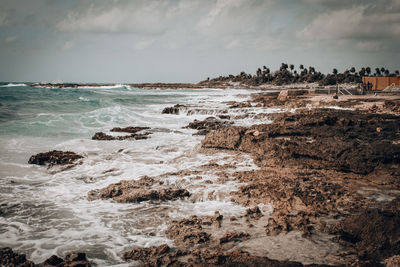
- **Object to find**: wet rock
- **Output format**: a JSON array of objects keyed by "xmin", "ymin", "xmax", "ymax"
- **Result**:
[
  {"xmin": 244, "ymin": 206, "xmax": 262, "ymax": 220},
  {"xmin": 219, "ymin": 232, "xmax": 250, "ymax": 244},
  {"xmin": 202, "ymin": 109, "xmax": 400, "ymax": 176},
  {"xmin": 330, "ymin": 198, "xmax": 400, "ymax": 262},
  {"xmin": 0, "ymin": 247, "xmax": 34, "ymax": 267},
  {"xmin": 88, "ymin": 177, "xmax": 190, "ymax": 203},
  {"xmin": 42, "ymin": 255, "xmax": 63, "ymax": 266},
  {"xmin": 162, "ymin": 104, "xmax": 186, "ymax": 114},
  {"xmin": 28, "ymin": 150, "xmax": 83, "ymax": 166},
  {"xmin": 123, "ymin": 244, "xmax": 170, "ymax": 261},
  {"xmin": 228, "ymin": 101, "xmax": 252, "ymax": 108},
  {"xmin": 91, "ymin": 131, "xmax": 150, "ymax": 141},
  {"xmin": 384, "ymin": 100, "xmax": 400, "ymax": 113},
  {"xmin": 166, "ymin": 216, "xmax": 211, "ymax": 246},
  {"xmin": 121, "ymin": 245, "xmax": 323, "ymax": 266},
  {"xmin": 110, "ymin": 126, "xmax": 150, "ymax": 133},
  {"xmin": 184, "ymin": 117, "xmax": 233, "ymax": 135},
  {"xmin": 202, "ymin": 211, "xmax": 223, "ymax": 227},
  {"xmin": 202, "ymin": 127, "xmax": 245, "ymax": 150},
  {"xmin": 383, "ymin": 255, "xmax": 400, "ymax": 267},
  {"xmin": 0, "ymin": 248, "xmax": 91, "ymax": 267}
]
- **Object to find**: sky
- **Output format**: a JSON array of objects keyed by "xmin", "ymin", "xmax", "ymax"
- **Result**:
[{"xmin": 0, "ymin": 0, "xmax": 399, "ymax": 83}]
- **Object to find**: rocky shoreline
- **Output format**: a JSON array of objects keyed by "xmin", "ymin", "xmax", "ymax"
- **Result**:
[{"xmin": 3, "ymin": 87, "xmax": 400, "ymax": 266}]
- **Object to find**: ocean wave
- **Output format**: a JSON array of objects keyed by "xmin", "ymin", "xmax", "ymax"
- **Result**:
[{"xmin": 0, "ymin": 83, "xmax": 28, "ymax": 87}]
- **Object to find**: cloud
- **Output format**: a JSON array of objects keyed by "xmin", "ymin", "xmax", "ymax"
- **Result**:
[
  {"xmin": 196, "ymin": 0, "xmax": 274, "ymax": 36},
  {"xmin": 4, "ymin": 36, "xmax": 17, "ymax": 43},
  {"xmin": 0, "ymin": 11, "xmax": 9, "ymax": 26},
  {"xmin": 135, "ymin": 39, "xmax": 155, "ymax": 50},
  {"xmin": 63, "ymin": 40, "xmax": 75, "ymax": 50},
  {"xmin": 56, "ymin": 1, "xmax": 171, "ymax": 34},
  {"xmin": 297, "ymin": 2, "xmax": 400, "ymax": 50}
]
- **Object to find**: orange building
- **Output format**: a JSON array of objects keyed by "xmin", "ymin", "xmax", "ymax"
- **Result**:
[{"xmin": 362, "ymin": 75, "xmax": 400, "ymax": 91}]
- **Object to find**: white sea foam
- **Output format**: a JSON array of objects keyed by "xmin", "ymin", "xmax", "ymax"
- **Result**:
[
  {"xmin": 0, "ymin": 88, "xmax": 265, "ymax": 265},
  {"xmin": 0, "ymin": 83, "xmax": 28, "ymax": 87}
]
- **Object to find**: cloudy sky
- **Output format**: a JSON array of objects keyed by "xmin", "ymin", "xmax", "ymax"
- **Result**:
[{"xmin": 0, "ymin": 0, "xmax": 399, "ymax": 83}]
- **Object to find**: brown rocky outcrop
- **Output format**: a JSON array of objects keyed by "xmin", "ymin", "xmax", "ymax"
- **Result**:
[
  {"xmin": 122, "ymin": 244, "xmax": 332, "ymax": 267},
  {"xmin": 184, "ymin": 117, "xmax": 233, "ymax": 135},
  {"xmin": 203, "ymin": 109, "xmax": 400, "ymax": 176},
  {"xmin": 110, "ymin": 126, "xmax": 150, "ymax": 133},
  {"xmin": 87, "ymin": 176, "xmax": 190, "ymax": 203},
  {"xmin": 330, "ymin": 198, "xmax": 400, "ymax": 263},
  {"xmin": 162, "ymin": 104, "xmax": 186, "ymax": 114},
  {"xmin": 0, "ymin": 247, "xmax": 34, "ymax": 267},
  {"xmin": 28, "ymin": 151, "xmax": 83, "ymax": 166},
  {"xmin": 219, "ymin": 232, "xmax": 250, "ymax": 244},
  {"xmin": 0, "ymin": 248, "xmax": 91, "ymax": 267},
  {"xmin": 166, "ymin": 216, "xmax": 211, "ymax": 246},
  {"xmin": 92, "ymin": 127, "xmax": 150, "ymax": 140}
]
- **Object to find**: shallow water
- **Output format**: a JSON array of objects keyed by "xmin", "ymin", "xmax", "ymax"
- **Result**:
[{"xmin": 0, "ymin": 84, "xmax": 259, "ymax": 265}]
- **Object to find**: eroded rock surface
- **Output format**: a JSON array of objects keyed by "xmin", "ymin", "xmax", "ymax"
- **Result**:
[
  {"xmin": 330, "ymin": 198, "xmax": 400, "ymax": 263},
  {"xmin": 203, "ymin": 109, "xmax": 400, "ymax": 175},
  {"xmin": 88, "ymin": 176, "xmax": 190, "ymax": 203},
  {"xmin": 185, "ymin": 117, "xmax": 233, "ymax": 135},
  {"xmin": 92, "ymin": 129, "xmax": 150, "ymax": 141},
  {"xmin": 0, "ymin": 247, "xmax": 34, "ymax": 267},
  {"xmin": 0, "ymin": 248, "xmax": 91, "ymax": 267},
  {"xmin": 28, "ymin": 150, "xmax": 83, "ymax": 166},
  {"xmin": 162, "ymin": 104, "xmax": 186, "ymax": 115}
]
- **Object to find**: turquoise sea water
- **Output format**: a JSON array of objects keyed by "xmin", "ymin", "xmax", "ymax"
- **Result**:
[{"xmin": 0, "ymin": 83, "xmax": 256, "ymax": 266}]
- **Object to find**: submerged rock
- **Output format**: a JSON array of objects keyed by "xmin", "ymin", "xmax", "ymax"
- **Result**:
[{"xmin": 28, "ymin": 150, "xmax": 83, "ymax": 166}]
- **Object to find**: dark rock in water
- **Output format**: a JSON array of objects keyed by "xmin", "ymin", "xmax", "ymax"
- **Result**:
[
  {"xmin": 28, "ymin": 150, "xmax": 83, "ymax": 166},
  {"xmin": 110, "ymin": 126, "xmax": 150, "ymax": 134},
  {"xmin": 0, "ymin": 247, "xmax": 34, "ymax": 267},
  {"xmin": 87, "ymin": 176, "xmax": 190, "ymax": 203},
  {"xmin": 63, "ymin": 252, "xmax": 90, "ymax": 266},
  {"xmin": 185, "ymin": 117, "xmax": 233, "ymax": 135},
  {"xmin": 91, "ymin": 131, "xmax": 150, "ymax": 141},
  {"xmin": 161, "ymin": 104, "xmax": 185, "ymax": 115},
  {"xmin": 0, "ymin": 248, "xmax": 91, "ymax": 267},
  {"xmin": 42, "ymin": 255, "xmax": 63, "ymax": 266}
]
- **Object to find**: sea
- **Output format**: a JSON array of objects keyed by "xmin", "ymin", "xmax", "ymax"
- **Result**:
[{"xmin": 0, "ymin": 83, "xmax": 261, "ymax": 265}]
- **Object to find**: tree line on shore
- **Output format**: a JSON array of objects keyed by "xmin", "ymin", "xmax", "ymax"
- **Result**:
[{"xmin": 199, "ymin": 63, "xmax": 400, "ymax": 86}]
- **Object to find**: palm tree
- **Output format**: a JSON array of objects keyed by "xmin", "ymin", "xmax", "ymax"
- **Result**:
[
  {"xmin": 359, "ymin": 67, "xmax": 366, "ymax": 77},
  {"xmin": 333, "ymin": 68, "xmax": 338, "ymax": 75},
  {"xmin": 289, "ymin": 64, "xmax": 294, "ymax": 73},
  {"xmin": 384, "ymin": 69, "xmax": 390, "ymax": 76},
  {"xmin": 366, "ymin": 67, "xmax": 371, "ymax": 76},
  {"xmin": 375, "ymin": 68, "xmax": 381, "ymax": 76},
  {"xmin": 395, "ymin": 70, "xmax": 399, "ymax": 75},
  {"xmin": 380, "ymin": 67, "xmax": 385, "ymax": 74},
  {"xmin": 299, "ymin": 64, "xmax": 304, "ymax": 70},
  {"xmin": 350, "ymin": 67, "xmax": 356, "ymax": 74}
]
